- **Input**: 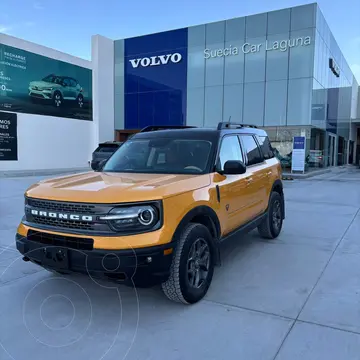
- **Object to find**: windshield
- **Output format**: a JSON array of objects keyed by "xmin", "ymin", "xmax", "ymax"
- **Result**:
[{"xmin": 102, "ymin": 138, "xmax": 213, "ymax": 174}]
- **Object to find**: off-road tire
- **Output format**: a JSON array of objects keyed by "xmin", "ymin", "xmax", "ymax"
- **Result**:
[
  {"xmin": 258, "ymin": 191, "xmax": 284, "ymax": 239},
  {"xmin": 161, "ymin": 223, "xmax": 214, "ymax": 304}
]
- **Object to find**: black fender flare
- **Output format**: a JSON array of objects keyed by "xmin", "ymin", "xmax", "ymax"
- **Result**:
[
  {"xmin": 270, "ymin": 179, "xmax": 285, "ymax": 219},
  {"xmin": 172, "ymin": 205, "xmax": 222, "ymax": 266}
]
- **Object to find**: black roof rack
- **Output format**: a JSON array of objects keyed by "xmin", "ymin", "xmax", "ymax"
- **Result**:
[
  {"xmin": 217, "ymin": 122, "xmax": 258, "ymax": 130},
  {"xmin": 140, "ymin": 125, "xmax": 197, "ymax": 133}
]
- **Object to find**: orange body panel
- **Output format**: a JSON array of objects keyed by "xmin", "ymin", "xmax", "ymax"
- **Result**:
[{"xmin": 19, "ymin": 158, "xmax": 281, "ymax": 250}]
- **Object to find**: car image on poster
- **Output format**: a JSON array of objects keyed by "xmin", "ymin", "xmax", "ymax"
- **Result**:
[{"xmin": 0, "ymin": 44, "xmax": 92, "ymax": 121}]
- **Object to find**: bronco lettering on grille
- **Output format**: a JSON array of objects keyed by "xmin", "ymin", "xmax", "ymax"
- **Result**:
[{"xmin": 30, "ymin": 209, "xmax": 93, "ymax": 222}]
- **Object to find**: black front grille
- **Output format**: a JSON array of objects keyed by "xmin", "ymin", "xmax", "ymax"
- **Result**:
[
  {"xmin": 27, "ymin": 230, "xmax": 94, "ymax": 250},
  {"xmin": 31, "ymin": 216, "xmax": 94, "ymax": 230},
  {"xmin": 25, "ymin": 197, "xmax": 113, "ymax": 233},
  {"xmin": 26, "ymin": 198, "xmax": 97, "ymax": 215}
]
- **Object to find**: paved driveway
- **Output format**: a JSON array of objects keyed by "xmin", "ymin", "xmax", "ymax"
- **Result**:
[{"xmin": 1, "ymin": 168, "xmax": 360, "ymax": 360}]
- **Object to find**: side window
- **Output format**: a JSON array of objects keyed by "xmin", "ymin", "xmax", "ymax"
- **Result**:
[
  {"xmin": 257, "ymin": 136, "xmax": 275, "ymax": 159},
  {"xmin": 218, "ymin": 135, "xmax": 244, "ymax": 170},
  {"xmin": 62, "ymin": 78, "xmax": 71, "ymax": 87},
  {"xmin": 240, "ymin": 135, "xmax": 263, "ymax": 166},
  {"xmin": 70, "ymin": 79, "xmax": 78, "ymax": 87}
]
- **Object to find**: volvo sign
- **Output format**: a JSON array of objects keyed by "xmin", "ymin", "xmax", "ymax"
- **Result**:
[{"xmin": 129, "ymin": 53, "xmax": 182, "ymax": 68}]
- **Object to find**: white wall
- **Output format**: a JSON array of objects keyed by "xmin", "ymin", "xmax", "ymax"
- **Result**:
[
  {"xmin": 0, "ymin": 112, "xmax": 93, "ymax": 171},
  {"xmin": 0, "ymin": 33, "xmax": 94, "ymax": 173},
  {"xmin": 91, "ymin": 35, "xmax": 115, "ymax": 148}
]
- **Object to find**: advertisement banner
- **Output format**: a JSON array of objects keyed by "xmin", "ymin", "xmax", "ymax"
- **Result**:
[
  {"xmin": 0, "ymin": 111, "xmax": 17, "ymax": 161},
  {"xmin": 291, "ymin": 136, "xmax": 306, "ymax": 172},
  {"xmin": 0, "ymin": 43, "xmax": 92, "ymax": 121}
]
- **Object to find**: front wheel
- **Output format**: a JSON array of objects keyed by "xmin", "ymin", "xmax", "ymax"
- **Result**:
[
  {"xmin": 161, "ymin": 223, "xmax": 215, "ymax": 304},
  {"xmin": 258, "ymin": 191, "xmax": 284, "ymax": 239},
  {"xmin": 77, "ymin": 94, "xmax": 84, "ymax": 108},
  {"xmin": 53, "ymin": 91, "xmax": 63, "ymax": 107}
]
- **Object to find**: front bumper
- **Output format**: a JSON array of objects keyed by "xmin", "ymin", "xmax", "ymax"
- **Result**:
[
  {"xmin": 16, "ymin": 233, "xmax": 175, "ymax": 286},
  {"xmin": 29, "ymin": 89, "xmax": 52, "ymax": 99}
]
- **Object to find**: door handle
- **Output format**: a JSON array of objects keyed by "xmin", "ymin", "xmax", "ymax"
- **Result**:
[{"xmin": 266, "ymin": 171, "xmax": 272, "ymax": 177}]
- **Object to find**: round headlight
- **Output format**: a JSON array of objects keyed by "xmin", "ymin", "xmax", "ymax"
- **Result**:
[
  {"xmin": 101, "ymin": 204, "xmax": 159, "ymax": 233},
  {"xmin": 138, "ymin": 208, "xmax": 155, "ymax": 225}
]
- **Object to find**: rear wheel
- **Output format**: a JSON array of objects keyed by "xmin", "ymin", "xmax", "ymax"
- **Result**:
[
  {"xmin": 161, "ymin": 223, "xmax": 214, "ymax": 304},
  {"xmin": 258, "ymin": 192, "xmax": 284, "ymax": 239}
]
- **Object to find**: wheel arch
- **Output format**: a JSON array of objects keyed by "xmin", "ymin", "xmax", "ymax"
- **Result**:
[{"xmin": 172, "ymin": 205, "xmax": 221, "ymax": 265}]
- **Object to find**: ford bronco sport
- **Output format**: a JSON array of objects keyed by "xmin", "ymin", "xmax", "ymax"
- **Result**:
[{"xmin": 16, "ymin": 123, "xmax": 285, "ymax": 304}]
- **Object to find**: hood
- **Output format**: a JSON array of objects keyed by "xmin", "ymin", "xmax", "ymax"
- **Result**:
[
  {"xmin": 29, "ymin": 80, "xmax": 61, "ymax": 89},
  {"xmin": 25, "ymin": 171, "xmax": 211, "ymax": 203}
]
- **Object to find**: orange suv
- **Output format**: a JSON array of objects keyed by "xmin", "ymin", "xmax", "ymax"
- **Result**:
[{"xmin": 16, "ymin": 123, "xmax": 285, "ymax": 304}]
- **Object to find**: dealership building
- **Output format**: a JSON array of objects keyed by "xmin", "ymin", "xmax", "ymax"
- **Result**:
[
  {"xmin": 1, "ymin": 2, "xmax": 360, "ymax": 174},
  {"xmin": 93, "ymin": 2, "xmax": 360, "ymax": 169}
]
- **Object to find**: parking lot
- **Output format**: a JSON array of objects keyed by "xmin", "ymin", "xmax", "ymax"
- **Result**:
[{"xmin": 1, "ymin": 167, "xmax": 360, "ymax": 360}]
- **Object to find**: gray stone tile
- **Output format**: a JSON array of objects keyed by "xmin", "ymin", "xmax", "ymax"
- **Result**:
[
  {"xmin": 0, "ymin": 250, "xmax": 43, "ymax": 284},
  {"xmin": 278, "ymin": 209, "xmax": 352, "ymax": 240},
  {"xmin": 299, "ymin": 252, "xmax": 360, "ymax": 333},
  {"xmin": 276, "ymin": 321, "xmax": 360, "ymax": 360},
  {"xmin": 0, "ymin": 229, "xmax": 17, "ymax": 250},
  {"xmin": 337, "ymin": 217, "xmax": 360, "ymax": 255},
  {"xmin": 0, "ymin": 273, "xmax": 292, "ymax": 360},
  {"xmin": 206, "ymin": 240, "xmax": 331, "ymax": 318},
  {"xmin": 285, "ymin": 200, "xmax": 358, "ymax": 216}
]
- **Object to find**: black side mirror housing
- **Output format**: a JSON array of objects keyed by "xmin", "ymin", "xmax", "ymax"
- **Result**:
[
  {"xmin": 92, "ymin": 159, "xmax": 107, "ymax": 171},
  {"xmin": 223, "ymin": 160, "xmax": 246, "ymax": 175}
]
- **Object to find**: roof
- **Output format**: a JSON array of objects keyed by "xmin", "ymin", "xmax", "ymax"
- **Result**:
[{"xmin": 99, "ymin": 141, "xmax": 123, "ymax": 145}]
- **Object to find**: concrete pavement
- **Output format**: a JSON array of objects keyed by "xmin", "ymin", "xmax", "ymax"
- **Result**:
[{"xmin": 0, "ymin": 168, "xmax": 360, "ymax": 360}]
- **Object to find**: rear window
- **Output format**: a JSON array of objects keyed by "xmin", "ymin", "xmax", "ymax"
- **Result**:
[
  {"xmin": 257, "ymin": 136, "xmax": 274, "ymax": 160},
  {"xmin": 94, "ymin": 144, "xmax": 120, "ymax": 153}
]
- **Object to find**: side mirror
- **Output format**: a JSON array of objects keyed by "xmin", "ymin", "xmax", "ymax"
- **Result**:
[
  {"xmin": 223, "ymin": 160, "xmax": 246, "ymax": 175},
  {"xmin": 92, "ymin": 159, "xmax": 107, "ymax": 171}
]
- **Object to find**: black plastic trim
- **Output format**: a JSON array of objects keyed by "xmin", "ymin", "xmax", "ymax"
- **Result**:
[
  {"xmin": 220, "ymin": 211, "xmax": 267, "ymax": 243},
  {"xmin": 271, "ymin": 179, "xmax": 285, "ymax": 219},
  {"xmin": 216, "ymin": 185, "xmax": 220, "ymax": 203}
]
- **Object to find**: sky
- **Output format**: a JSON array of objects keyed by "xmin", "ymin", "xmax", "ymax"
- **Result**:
[{"xmin": 1, "ymin": 0, "xmax": 359, "ymax": 81}]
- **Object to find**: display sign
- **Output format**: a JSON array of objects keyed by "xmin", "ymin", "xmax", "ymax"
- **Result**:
[
  {"xmin": 329, "ymin": 58, "xmax": 340, "ymax": 77},
  {"xmin": 291, "ymin": 136, "xmax": 306, "ymax": 172},
  {"xmin": 204, "ymin": 36, "xmax": 311, "ymax": 59},
  {"xmin": 0, "ymin": 111, "xmax": 17, "ymax": 161},
  {"xmin": 0, "ymin": 43, "xmax": 92, "ymax": 121}
]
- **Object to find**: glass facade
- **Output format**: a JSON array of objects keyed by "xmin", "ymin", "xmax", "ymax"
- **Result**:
[{"xmin": 113, "ymin": 3, "xmax": 359, "ymax": 169}]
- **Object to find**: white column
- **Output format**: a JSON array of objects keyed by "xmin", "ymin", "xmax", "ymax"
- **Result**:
[{"xmin": 91, "ymin": 35, "xmax": 115, "ymax": 149}]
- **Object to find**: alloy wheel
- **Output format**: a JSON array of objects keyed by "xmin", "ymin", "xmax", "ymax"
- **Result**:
[
  {"xmin": 187, "ymin": 238, "xmax": 210, "ymax": 289},
  {"xmin": 78, "ymin": 96, "xmax": 84, "ymax": 108},
  {"xmin": 54, "ymin": 94, "xmax": 61, "ymax": 107}
]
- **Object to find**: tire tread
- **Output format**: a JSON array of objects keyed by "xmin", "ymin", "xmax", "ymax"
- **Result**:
[{"xmin": 161, "ymin": 223, "xmax": 204, "ymax": 304}]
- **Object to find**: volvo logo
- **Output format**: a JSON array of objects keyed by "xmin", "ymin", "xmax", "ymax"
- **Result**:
[
  {"xmin": 29, "ymin": 209, "xmax": 93, "ymax": 222},
  {"xmin": 129, "ymin": 53, "xmax": 182, "ymax": 68}
]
